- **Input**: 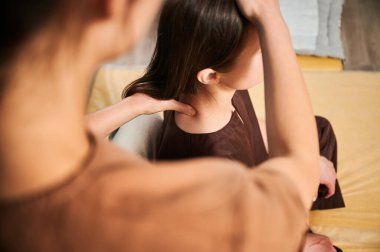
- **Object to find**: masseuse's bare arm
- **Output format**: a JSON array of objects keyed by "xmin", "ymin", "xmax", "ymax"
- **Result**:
[
  {"xmin": 86, "ymin": 93, "xmax": 195, "ymax": 138},
  {"xmin": 237, "ymin": 0, "xmax": 320, "ymax": 208}
]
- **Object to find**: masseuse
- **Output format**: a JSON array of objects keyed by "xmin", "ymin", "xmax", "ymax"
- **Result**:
[{"xmin": 1, "ymin": 0, "xmax": 320, "ymax": 251}]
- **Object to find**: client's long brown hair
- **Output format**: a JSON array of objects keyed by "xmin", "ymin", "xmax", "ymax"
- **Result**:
[{"xmin": 122, "ymin": 0, "xmax": 247, "ymax": 100}]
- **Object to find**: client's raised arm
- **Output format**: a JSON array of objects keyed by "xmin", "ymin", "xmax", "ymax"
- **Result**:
[{"xmin": 237, "ymin": 0, "xmax": 320, "ymax": 208}]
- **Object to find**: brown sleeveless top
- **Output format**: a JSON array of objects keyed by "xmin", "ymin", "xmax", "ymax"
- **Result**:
[
  {"xmin": 157, "ymin": 90, "xmax": 268, "ymax": 167},
  {"xmin": 157, "ymin": 90, "xmax": 345, "ymax": 210}
]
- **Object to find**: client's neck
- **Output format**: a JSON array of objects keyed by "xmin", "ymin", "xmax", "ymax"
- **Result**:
[
  {"xmin": 180, "ymin": 85, "xmax": 236, "ymax": 117},
  {"xmin": 175, "ymin": 85, "xmax": 236, "ymax": 134}
]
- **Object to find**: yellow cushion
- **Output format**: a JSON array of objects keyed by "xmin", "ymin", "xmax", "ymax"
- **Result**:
[
  {"xmin": 87, "ymin": 66, "xmax": 143, "ymax": 113},
  {"xmin": 297, "ymin": 55, "xmax": 343, "ymax": 71}
]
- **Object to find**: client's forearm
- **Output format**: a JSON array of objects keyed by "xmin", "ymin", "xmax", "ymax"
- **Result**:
[
  {"xmin": 259, "ymin": 16, "xmax": 318, "ymax": 157},
  {"xmin": 259, "ymin": 14, "xmax": 319, "ymax": 207},
  {"xmin": 238, "ymin": 4, "xmax": 320, "ymax": 207}
]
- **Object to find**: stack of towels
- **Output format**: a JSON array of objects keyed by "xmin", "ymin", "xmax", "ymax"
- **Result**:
[{"xmin": 281, "ymin": 0, "xmax": 345, "ymax": 58}]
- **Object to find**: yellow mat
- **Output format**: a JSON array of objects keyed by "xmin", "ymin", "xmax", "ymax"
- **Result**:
[
  {"xmin": 297, "ymin": 55, "xmax": 343, "ymax": 71},
  {"xmin": 88, "ymin": 68, "xmax": 380, "ymax": 251},
  {"xmin": 250, "ymin": 72, "xmax": 380, "ymax": 252}
]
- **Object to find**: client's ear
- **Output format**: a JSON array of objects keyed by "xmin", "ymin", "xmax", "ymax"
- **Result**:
[{"xmin": 197, "ymin": 69, "xmax": 220, "ymax": 85}]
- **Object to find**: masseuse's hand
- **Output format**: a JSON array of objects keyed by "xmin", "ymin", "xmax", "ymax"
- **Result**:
[
  {"xmin": 236, "ymin": 0, "xmax": 282, "ymax": 23},
  {"xmin": 87, "ymin": 93, "xmax": 195, "ymax": 139},
  {"xmin": 130, "ymin": 93, "xmax": 196, "ymax": 116},
  {"xmin": 318, "ymin": 156, "xmax": 337, "ymax": 199}
]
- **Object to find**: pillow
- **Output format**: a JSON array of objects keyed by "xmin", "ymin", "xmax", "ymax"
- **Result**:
[
  {"xmin": 112, "ymin": 114, "xmax": 163, "ymax": 160},
  {"xmin": 87, "ymin": 66, "xmax": 143, "ymax": 113},
  {"xmin": 280, "ymin": 0, "xmax": 319, "ymax": 52},
  {"xmin": 327, "ymin": 0, "xmax": 345, "ymax": 59},
  {"xmin": 87, "ymin": 66, "xmax": 163, "ymax": 160}
]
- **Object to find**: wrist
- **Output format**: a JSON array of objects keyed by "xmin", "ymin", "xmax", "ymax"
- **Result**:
[
  {"xmin": 252, "ymin": 9, "xmax": 285, "ymax": 30},
  {"xmin": 121, "ymin": 96, "xmax": 146, "ymax": 117}
]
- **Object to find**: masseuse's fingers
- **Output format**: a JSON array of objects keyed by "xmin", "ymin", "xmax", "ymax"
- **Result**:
[
  {"xmin": 160, "ymin": 99, "xmax": 196, "ymax": 116},
  {"xmin": 130, "ymin": 93, "xmax": 196, "ymax": 116}
]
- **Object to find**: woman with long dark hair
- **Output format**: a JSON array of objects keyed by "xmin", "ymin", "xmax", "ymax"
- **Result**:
[
  {"xmin": 120, "ymin": 1, "xmax": 344, "ymax": 250},
  {"xmin": 1, "ymin": 0, "xmax": 324, "ymax": 251}
]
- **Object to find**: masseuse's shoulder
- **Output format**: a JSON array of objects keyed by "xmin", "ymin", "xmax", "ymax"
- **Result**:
[
  {"xmin": 88, "ymin": 141, "xmax": 306, "ymax": 250},
  {"xmin": 92, "ymin": 141, "xmax": 248, "ymax": 213},
  {"xmin": 153, "ymin": 159, "xmax": 307, "ymax": 250},
  {"xmin": 95, "ymin": 138, "xmax": 304, "ymax": 210},
  {"xmin": 95, "ymin": 139, "xmax": 302, "ymax": 210}
]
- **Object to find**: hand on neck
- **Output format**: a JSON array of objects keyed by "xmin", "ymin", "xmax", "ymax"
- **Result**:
[{"xmin": 175, "ymin": 84, "xmax": 237, "ymax": 134}]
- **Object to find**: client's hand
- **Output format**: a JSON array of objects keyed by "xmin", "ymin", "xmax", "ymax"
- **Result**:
[
  {"xmin": 318, "ymin": 156, "xmax": 337, "ymax": 199},
  {"xmin": 130, "ymin": 93, "xmax": 196, "ymax": 116},
  {"xmin": 236, "ymin": 0, "xmax": 282, "ymax": 23}
]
